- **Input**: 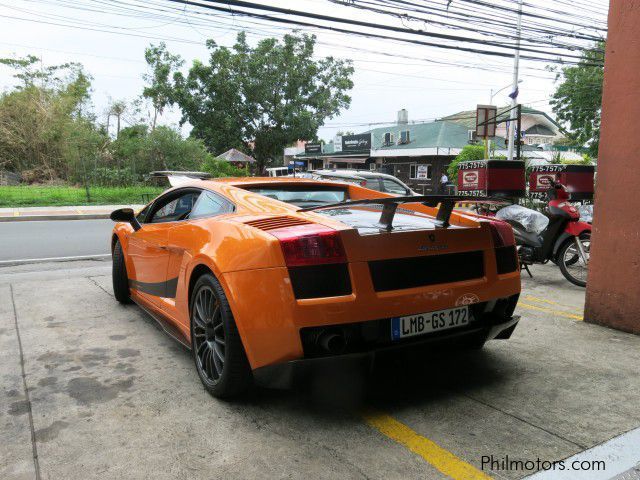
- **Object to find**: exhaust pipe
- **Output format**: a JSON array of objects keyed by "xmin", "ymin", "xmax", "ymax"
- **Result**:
[{"xmin": 317, "ymin": 330, "xmax": 346, "ymax": 355}]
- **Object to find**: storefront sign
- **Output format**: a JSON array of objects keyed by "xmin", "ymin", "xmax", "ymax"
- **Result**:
[
  {"xmin": 416, "ymin": 165, "xmax": 430, "ymax": 179},
  {"xmin": 342, "ymin": 133, "xmax": 371, "ymax": 152},
  {"xmin": 305, "ymin": 143, "xmax": 322, "ymax": 154}
]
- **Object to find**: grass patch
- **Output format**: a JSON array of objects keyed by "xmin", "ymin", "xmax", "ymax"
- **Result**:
[{"xmin": 0, "ymin": 186, "xmax": 164, "ymax": 207}]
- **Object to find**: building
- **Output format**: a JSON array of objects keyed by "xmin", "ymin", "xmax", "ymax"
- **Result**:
[
  {"xmin": 442, "ymin": 106, "xmax": 565, "ymax": 146},
  {"xmin": 291, "ymin": 108, "xmax": 582, "ymax": 194}
]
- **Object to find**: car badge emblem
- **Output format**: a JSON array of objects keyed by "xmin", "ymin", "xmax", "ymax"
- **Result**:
[{"xmin": 456, "ymin": 293, "xmax": 480, "ymax": 306}]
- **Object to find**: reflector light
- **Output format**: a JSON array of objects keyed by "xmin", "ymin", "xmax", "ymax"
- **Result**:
[
  {"xmin": 270, "ymin": 225, "xmax": 347, "ymax": 267},
  {"xmin": 488, "ymin": 220, "xmax": 515, "ymax": 247}
]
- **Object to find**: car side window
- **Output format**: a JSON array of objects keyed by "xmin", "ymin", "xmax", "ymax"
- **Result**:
[
  {"xmin": 148, "ymin": 191, "xmax": 201, "ymax": 223},
  {"xmin": 364, "ymin": 179, "xmax": 382, "ymax": 191},
  {"xmin": 189, "ymin": 191, "xmax": 233, "ymax": 219},
  {"xmin": 382, "ymin": 178, "xmax": 408, "ymax": 195}
]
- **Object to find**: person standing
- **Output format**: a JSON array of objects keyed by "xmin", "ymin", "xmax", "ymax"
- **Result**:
[{"xmin": 439, "ymin": 172, "xmax": 449, "ymax": 193}]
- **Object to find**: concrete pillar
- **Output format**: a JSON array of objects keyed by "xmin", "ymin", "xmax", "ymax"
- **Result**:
[{"xmin": 584, "ymin": 0, "xmax": 640, "ymax": 333}]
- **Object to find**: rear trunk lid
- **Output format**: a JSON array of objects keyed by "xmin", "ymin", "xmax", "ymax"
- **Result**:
[{"xmin": 315, "ymin": 206, "xmax": 492, "ymax": 291}]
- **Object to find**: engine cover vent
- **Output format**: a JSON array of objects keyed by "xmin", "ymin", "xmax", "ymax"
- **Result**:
[{"xmin": 244, "ymin": 216, "xmax": 312, "ymax": 231}]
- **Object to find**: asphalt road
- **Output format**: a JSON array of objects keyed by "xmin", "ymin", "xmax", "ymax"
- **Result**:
[{"xmin": 0, "ymin": 219, "xmax": 113, "ymax": 262}]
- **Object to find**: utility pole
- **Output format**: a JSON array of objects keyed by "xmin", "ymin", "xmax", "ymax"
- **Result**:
[{"xmin": 507, "ymin": 0, "xmax": 523, "ymax": 161}]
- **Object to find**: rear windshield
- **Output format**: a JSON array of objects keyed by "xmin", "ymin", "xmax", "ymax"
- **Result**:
[{"xmin": 245, "ymin": 185, "xmax": 348, "ymax": 207}]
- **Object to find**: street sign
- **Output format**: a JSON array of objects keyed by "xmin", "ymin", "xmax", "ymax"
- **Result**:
[{"xmin": 476, "ymin": 105, "xmax": 497, "ymax": 138}]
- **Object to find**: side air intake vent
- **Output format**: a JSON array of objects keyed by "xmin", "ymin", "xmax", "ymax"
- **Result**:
[{"xmin": 244, "ymin": 216, "xmax": 312, "ymax": 231}]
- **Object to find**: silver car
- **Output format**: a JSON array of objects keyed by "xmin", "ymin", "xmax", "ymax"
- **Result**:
[{"xmin": 307, "ymin": 169, "xmax": 417, "ymax": 196}]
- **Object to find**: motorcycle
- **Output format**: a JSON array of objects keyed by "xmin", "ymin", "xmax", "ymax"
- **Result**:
[{"xmin": 505, "ymin": 181, "xmax": 591, "ymax": 287}]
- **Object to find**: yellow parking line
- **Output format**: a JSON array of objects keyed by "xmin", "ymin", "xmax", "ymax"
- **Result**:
[
  {"xmin": 13, "ymin": 211, "xmax": 20, "ymax": 217},
  {"xmin": 517, "ymin": 302, "xmax": 583, "ymax": 321},
  {"xmin": 524, "ymin": 295, "xmax": 583, "ymax": 313},
  {"xmin": 362, "ymin": 409, "xmax": 492, "ymax": 480}
]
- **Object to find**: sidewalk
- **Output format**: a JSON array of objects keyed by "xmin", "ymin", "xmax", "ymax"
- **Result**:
[{"xmin": 0, "ymin": 204, "xmax": 144, "ymax": 222}]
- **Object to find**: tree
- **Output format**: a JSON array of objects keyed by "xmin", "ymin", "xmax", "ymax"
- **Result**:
[
  {"xmin": 142, "ymin": 43, "xmax": 184, "ymax": 130},
  {"xmin": 109, "ymin": 100, "xmax": 128, "ymax": 138},
  {"xmin": 0, "ymin": 55, "xmax": 104, "ymax": 181},
  {"xmin": 550, "ymin": 42, "xmax": 604, "ymax": 157},
  {"xmin": 108, "ymin": 125, "xmax": 212, "ymax": 176},
  {"xmin": 145, "ymin": 32, "xmax": 354, "ymax": 171},
  {"xmin": 447, "ymin": 145, "xmax": 485, "ymax": 182}
]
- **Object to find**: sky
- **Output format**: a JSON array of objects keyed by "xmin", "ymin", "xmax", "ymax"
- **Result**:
[{"xmin": 0, "ymin": 0, "xmax": 609, "ymax": 145}]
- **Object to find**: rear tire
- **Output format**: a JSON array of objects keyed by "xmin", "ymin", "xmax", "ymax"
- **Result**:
[
  {"xmin": 190, "ymin": 273, "xmax": 252, "ymax": 398},
  {"xmin": 112, "ymin": 240, "xmax": 131, "ymax": 304}
]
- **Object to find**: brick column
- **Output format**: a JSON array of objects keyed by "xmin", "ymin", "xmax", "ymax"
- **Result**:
[{"xmin": 584, "ymin": 0, "xmax": 640, "ymax": 333}]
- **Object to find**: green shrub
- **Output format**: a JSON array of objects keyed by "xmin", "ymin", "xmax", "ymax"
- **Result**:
[
  {"xmin": 89, "ymin": 167, "xmax": 139, "ymax": 186},
  {"xmin": 447, "ymin": 145, "xmax": 486, "ymax": 183},
  {"xmin": 200, "ymin": 157, "xmax": 249, "ymax": 178}
]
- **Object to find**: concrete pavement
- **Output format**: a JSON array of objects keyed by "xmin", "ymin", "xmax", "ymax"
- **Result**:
[{"xmin": 1, "ymin": 261, "xmax": 639, "ymax": 479}]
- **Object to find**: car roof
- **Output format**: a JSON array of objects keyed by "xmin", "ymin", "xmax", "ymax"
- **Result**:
[
  {"xmin": 313, "ymin": 169, "xmax": 403, "ymax": 181},
  {"xmin": 208, "ymin": 176, "xmax": 346, "ymax": 187}
]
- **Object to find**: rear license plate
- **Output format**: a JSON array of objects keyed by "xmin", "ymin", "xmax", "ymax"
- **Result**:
[{"xmin": 391, "ymin": 306, "xmax": 470, "ymax": 340}]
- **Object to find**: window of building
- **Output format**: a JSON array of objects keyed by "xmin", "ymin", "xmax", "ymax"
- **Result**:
[
  {"xmin": 399, "ymin": 130, "xmax": 411, "ymax": 144},
  {"xmin": 383, "ymin": 132, "xmax": 395, "ymax": 146}
]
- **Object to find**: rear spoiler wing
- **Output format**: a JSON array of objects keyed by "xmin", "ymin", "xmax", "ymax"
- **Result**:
[
  {"xmin": 149, "ymin": 171, "xmax": 212, "ymax": 179},
  {"xmin": 148, "ymin": 171, "xmax": 212, "ymax": 187},
  {"xmin": 298, "ymin": 195, "xmax": 506, "ymax": 231}
]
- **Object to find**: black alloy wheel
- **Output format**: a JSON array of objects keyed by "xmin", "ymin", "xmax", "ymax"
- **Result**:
[
  {"xmin": 189, "ymin": 274, "xmax": 252, "ymax": 398},
  {"xmin": 192, "ymin": 285, "xmax": 226, "ymax": 383}
]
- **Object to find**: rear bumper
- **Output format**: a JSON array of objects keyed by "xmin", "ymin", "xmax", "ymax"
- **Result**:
[
  {"xmin": 252, "ymin": 313, "xmax": 520, "ymax": 389},
  {"xmin": 223, "ymin": 265, "xmax": 521, "ymax": 370}
]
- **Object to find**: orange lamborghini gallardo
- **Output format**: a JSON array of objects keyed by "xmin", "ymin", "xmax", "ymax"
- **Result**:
[{"xmin": 110, "ymin": 176, "xmax": 521, "ymax": 398}]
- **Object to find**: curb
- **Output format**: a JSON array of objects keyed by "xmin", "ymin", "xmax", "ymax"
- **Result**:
[
  {"xmin": 0, "ymin": 213, "xmax": 111, "ymax": 222},
  {"xmin": 0, "ymin": 254, "xmax": 111, "ymax": 267}
]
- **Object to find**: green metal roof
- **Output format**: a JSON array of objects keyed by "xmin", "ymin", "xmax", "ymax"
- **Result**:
[
  {"xmin": 366, "ymin": 120, "xmax": 509, "ymax": 150},
  {"xmin": 441, "ymin": 106, "xmax": 561, "ymax": 130}
]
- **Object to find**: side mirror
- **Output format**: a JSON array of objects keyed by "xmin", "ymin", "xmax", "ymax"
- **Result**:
[{"xmin": 110, "ymin": 208, "xmax": 142, "ymax": 231}]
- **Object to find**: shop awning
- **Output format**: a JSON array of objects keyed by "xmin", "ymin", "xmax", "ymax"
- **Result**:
[{"xmin": 325, "ymin": 156, "xmax": 369, "ymax": 164}]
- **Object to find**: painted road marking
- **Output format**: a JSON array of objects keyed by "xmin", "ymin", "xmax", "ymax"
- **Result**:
[
  {"xmin": 362, "ymin": 409, "xmax": 492, "ymax": 480},
  {"xmin": 526, "ymin": 425, "xmax": 640, "ymax": 480},
  {"xmin": 517, "ymin": 302, "xmax": 583, "ymax": 321},
  {"xmin": 13, "ymin": 211, "xmax": 20, "ymax": 217},
  {"xmin": 76, "ymin": 209, "xmax": 83, "ymax": 214},
  {"xmin": 524, "ymin": 295, "xmax": 583, "ymax": 314}
]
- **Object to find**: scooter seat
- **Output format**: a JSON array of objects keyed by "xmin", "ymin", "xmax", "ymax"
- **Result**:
[{"xmin": 505, "ymin": 220, "xmax": 544, "ymax": 248}]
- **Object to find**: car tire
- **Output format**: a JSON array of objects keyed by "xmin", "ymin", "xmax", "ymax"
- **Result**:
[
  {"xmin": 112, "ymin": 240, "xmax": 132, "ymax": 304},
  {"xmin": 190, "ymin": 273, "xmax": 252, "ymax": 398}
]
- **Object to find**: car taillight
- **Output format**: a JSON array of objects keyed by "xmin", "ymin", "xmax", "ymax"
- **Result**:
[
  {"xmin": 488, "ymin": 220, "xmax": 515, "ymax": 247},
  {"xmin": 271, "ymin": 225, "xmax": 347, "ymax": 267}
]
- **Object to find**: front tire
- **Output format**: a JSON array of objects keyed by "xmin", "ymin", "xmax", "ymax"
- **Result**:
[
  {"xmin": 112, "ymin": 240, "xmax": 131, "ymax": 304},
  {"xmin": 190, "ymin": 273, "xmax": 252, "ymax": 398},
  {"xmin": 558, "ymin": 234, "xmax": 590, "ymax": 287}
]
